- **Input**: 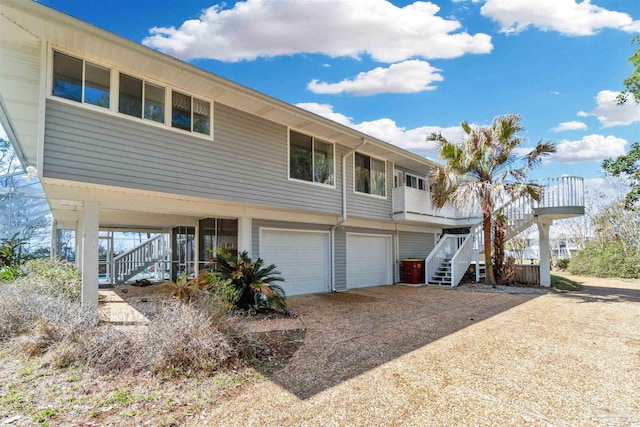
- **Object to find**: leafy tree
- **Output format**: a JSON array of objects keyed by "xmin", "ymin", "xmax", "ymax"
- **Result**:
[
  {"xmin": 617, "ymin": 36, "xmax": 640, "ymax": 105},
  {"xmin": 602, "ymin": 142, "xmax": 640, "ymax": 209},
  {"xmin": 569, "ymin": 200, "xmax": 640, "ymax": 278},
  {"xmin": 428, "ymin": 114, "xmax": 556, "ymax": 285}
]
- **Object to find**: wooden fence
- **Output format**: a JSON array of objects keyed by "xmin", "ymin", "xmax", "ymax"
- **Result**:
[{"xmin": 514, "ymin": 264, "xmax": 540, "ymax": 285}]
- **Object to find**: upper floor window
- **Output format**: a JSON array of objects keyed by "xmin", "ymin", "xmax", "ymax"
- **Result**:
[
  {"xmin": 51, "ymin": 51, "xmax": 212, "ymax": 138},
  {"xmin": 355, "ymin": 153, "xmax": 386, "ymax": 197},
  {"xmin": 289, "ymin": 130, "xmax": 334, "ymax": 186},
  {"xmin": 172, "ymin": 92, "xmax": 211, "ymax": 135},
  {"xmin": 406, "ymin": 174, "xmax": 426, "ymax": 191},
  {"xmin": 53, "ymin": 51, "xmax": 110, "ymax": 109},
  {"xmin": 119, "ymin": 73, "xmax": 165, "ymax": 123}
]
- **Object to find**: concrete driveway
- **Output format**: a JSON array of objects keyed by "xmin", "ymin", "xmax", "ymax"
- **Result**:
[{"xmin": 206, "ymin": 278, "xmax": 640, "ymax": 426}]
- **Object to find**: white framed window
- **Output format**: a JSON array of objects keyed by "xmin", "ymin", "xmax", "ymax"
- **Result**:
[
  {"xmin": 355, "ymin": 152, "xmax": 386, "ymax": 197},
  {"xmin": 119, "ymin": 73, "xmax": 166, "ymax": 124},
  {"xmin": 50, "ymin": 50, "xmax": 212, "ymax": 138},
  {"xmin": 52, "ymin": 51, "xmax": 110, "ymax": 109},
  {"xmin": 405, "ymin": 174, "xmax": 427, "ymax": 191},
  {"xmin": 171, "ymin": 91, "xmax": 211, "ymax": 136},
  {"xmin": 288, "ymin": 130, "xmax": 335, "ymax": 186}
]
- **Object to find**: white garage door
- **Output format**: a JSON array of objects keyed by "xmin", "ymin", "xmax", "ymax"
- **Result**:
[
  {"xmin": 260, "ymin": 229, "xmax": 331, "ymax": 296},
  {"xmin": 347, "ymin": 233, "xmax": 392, "ymax": 289}
]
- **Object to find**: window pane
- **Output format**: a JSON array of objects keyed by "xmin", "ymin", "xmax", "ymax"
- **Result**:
[
  {"xmin": 193, "ymin": 98, "xmax": 210, "ymax": 135},
  {"xmin": 371, "ymin": 158, "xmax": 386, "ymax": 197},
  {"xmin": 313, "ymin": 139, "xmax": 334, "ymax": 185},
  {"xmin": 144, "ymin": 82, "xmax": 165, "ymax": 123},
  {"xmin": 355, "ymin": 153, "xmax": 370, "ymax": 194},
  {"xmin": 289, "ymin": 131, "xmax": 312, "ymax": 181},
  {"xmin": 84, "ymin": 62, "xmax": 110, "ymax": 108},
  {"xmin": 418, "ymin": 178, "xmax": 425, "ymax": 191},
  {"xmin": 119, "ymin": 74, "xmax": 142, "ymax": 117},
  {"xmin": 52, "ymin": 52, "xmax": 82, "ymax": 102},
  {"xmin": 172, "ymin": 91, "xmax": 192, "ymax": 131}
]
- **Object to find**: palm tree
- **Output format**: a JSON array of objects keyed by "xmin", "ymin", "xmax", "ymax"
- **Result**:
[{"xmin": 428, "ymin": 114, "xmax": 556, "ymax": 285}]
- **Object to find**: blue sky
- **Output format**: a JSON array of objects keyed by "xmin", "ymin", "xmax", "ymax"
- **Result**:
[{"xmin": 36, "ymin": 0, "xmax": 640, "ymax": 183}]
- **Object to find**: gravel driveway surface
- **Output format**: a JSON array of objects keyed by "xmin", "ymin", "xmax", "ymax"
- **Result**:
[{"xmin": 204, "ymin": 276, "xmax": 639, "ymax": 426}]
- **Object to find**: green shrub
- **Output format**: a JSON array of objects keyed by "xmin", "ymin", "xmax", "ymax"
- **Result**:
[
  {"xmin": 555, "ymin": 258, "xmax": 570, "ymax": 271},
  {"xmin": 209, "ymin": 248, "xmax": 286, "ymax": 312},
  {"xmin": 0, "ymin": 234, "xmax": 27, "ymax": 270},
  {"xmin": 569, "ymin": 243, "xmax": 640, "ymax": 278},
  {"xmin": 0, "ymin": 266, "xmax": 21, "ymax": 282},
  {"xmin": 18, "ymin": 258, "xmax": 82, "ymax": 301}
]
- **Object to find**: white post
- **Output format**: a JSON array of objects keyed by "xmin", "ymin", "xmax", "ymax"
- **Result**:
[
  {"xmin": 537, "ymin": 218, "xmax": 552, "ymax": 287},
  {"xmin": 237, "ymin": 216, "xmax": 252, "ymax": 258},
  {"xmin": 75, "ymin": 218, "xmax": 83, "ymax": 271},
  {"xmin": 50, "ymin": 220, "xmax": 58, "ymax": 260},
  {"xmin": 81, "ymin": 202, "xmax": 100, "ymax": 307},
  {"xmin": 194, "ymin": 221, "xmax": 200, "ymax": 277}
]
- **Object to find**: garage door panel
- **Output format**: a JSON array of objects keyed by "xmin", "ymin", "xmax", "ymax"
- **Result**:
[
  {"xmin": 347, "ymin": 234, "xmax": 392, "ymax": 289},
  {"xmin": 260, "ymin": 229, "xmax": 330, "ymax": 296}
]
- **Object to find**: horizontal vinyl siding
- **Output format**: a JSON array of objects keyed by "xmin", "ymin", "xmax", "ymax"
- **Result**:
[
  {"xmin": 251, "ymin": 220, "xmax": 332, "ymax": 259},
  {"xmin": 335, "ymin": 226, "xmax": 395, "ymax": 291},
  {"xmin": 398, "ymin": 231, "xmax": 435, "ymax": 259},
  {"xmin": 398, "ymin": 231, "xmax": 435, "ymax": 281},
  {"xmin": 346, "ymin": 156, "xmax": 393, "ymax": 221},
  {"xmin": 43, "ymin": 100, "xmax": 342, "ymax": 214}
]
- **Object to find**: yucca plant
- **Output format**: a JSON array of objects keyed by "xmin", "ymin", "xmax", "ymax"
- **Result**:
[{"xmin": 211, "ymin": 248, "xmax": 286, "ymax": 311}]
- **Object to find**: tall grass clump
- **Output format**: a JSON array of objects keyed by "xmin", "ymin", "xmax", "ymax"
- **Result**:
[
  {"xmin": 0, "ymin": 258, "xmax": 93, "ymax": 342},
  {"xmin": 1, "ymin": 257, "xmax": 243, "ymax": 375}
]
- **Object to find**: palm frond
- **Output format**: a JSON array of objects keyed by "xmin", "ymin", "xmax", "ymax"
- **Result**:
[{"xmin": 525, "ymin": 140, "xmax": 557, "ymax": 168}]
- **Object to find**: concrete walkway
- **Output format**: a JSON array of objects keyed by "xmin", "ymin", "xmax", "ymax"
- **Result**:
[
  {"xmin": 98, "ymin": 289, "xmax": 149, "ymax": 324},
  {"xmin": 203, "ymin": 276, "xmax": 640, "ymax": 426}
]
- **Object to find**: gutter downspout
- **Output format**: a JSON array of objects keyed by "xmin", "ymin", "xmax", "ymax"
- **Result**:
[{"xmin": 330, "ymin": 138, "xmax": 367, "ymax": 291}]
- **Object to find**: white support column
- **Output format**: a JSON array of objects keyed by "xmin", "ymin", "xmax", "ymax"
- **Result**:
[
  {"xmin": 81, "ymin": 202, "xmax": 100, "ymax": 307},
  {"xmin": 237, "ymin": 216, "xmax": 252, "ymax": 258},
  {"xmin": 537, "ymin": 218, "xmax": 552, "ymax": 287},
  {"xmin": 194, "ymin": 221, "xmax": 200, "ymax": 277},
  {"xmin": 50, "ymin": 220, "xmax": 58, "ymax": 260},
  {"xmin": 75, "ymin": 218, "xmax": 83, "ymax": 271}
]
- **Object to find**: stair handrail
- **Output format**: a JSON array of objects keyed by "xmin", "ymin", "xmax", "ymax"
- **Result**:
[
  {"xmin": 113, "ymin": 234, "xmax": 167, "ymax": 283},
  {"xmin": 450, "ymin": 233, "xmax": 473, "ymax": 287},
  {"xmin": 424, "ymin": 233, "xmax": 468, "ymax": 284}
]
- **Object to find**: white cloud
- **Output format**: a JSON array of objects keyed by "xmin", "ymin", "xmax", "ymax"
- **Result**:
[
  {"xmin": 143, "ymin": 0, "xmax": 492, "ymax": 62},
  {"xmin": 295, "ymin": 102, "xmax": 465, "ymax": 157},
  {"xmin": 307, "ymin": 60, "xmax": 444, "ymax": 96},
  {"xmin": 552, "ymin": 121, "xmax": 588, "ymax": 132},
  {"xmin": 480, "ymin": 0, "xmax": 640, "ymax": 36},
  {"xmin": 551, "ymin": 134, "xmax": 627, "ymax": 163},
  {"xmin": 578, "ymin": 90, "xmax": 640, "ymax": 127}
]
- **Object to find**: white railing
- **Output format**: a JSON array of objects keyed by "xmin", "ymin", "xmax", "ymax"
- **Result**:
[
  {"xmin": 450, "ymin": 233, "xmax": 473, "ymax": 287},
  {"xmin": 393, "ymin": 186, "xmax": 462, "ymax": 218},
  {"xmin": 424, "ymin": 233, "xmax": 468, "ymax": 284},
  {"xmin": 533, "ymin": 176, "xmax": 584, "ymax": 208},
  {"xmin": 113, "ymin": 234, "xmax": 168, "ymax": 283}
]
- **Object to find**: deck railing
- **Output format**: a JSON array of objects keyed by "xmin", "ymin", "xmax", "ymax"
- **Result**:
[
  {"xmin": 393, "ymin": 186, "xmax": 462, "ymax": 218},
  {"xmin": 533, "ymin": 176, "xmax": 584, "ymax": 208}
]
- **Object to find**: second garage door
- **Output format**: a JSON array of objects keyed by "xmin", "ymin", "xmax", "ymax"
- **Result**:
[
  {"xmin": 347, "ymin": 233, "xmax": 392, "ymax": 289},
  {"xmin": 260, "ymin": 229, "xmax": 331, "ymax": 296}
]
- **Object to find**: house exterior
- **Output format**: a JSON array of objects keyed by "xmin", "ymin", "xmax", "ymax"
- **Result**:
[{"xmin": 0, "ymin": 1, "xmax": 583, "ymax": 306}]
